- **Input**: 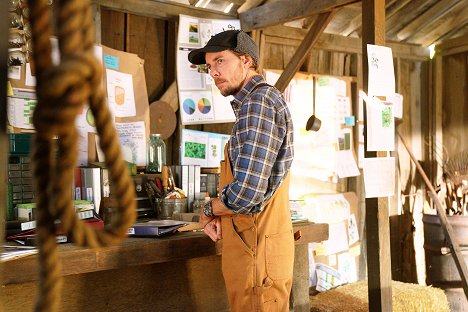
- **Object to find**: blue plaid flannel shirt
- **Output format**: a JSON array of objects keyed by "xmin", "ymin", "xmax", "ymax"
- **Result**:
[{"xmin": 221, "ymin": 75, "xmax": 294, "ymax": 214}]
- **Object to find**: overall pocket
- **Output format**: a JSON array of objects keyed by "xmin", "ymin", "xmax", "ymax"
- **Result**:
[{"xmin": 265, "ymin": 230, "xmax": 294, "ymax": 280}]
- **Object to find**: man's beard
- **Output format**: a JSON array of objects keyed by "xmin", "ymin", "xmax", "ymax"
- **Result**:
[{"xmin": 220, "ymin": 83, "xmax": 242, "ymax": 96}]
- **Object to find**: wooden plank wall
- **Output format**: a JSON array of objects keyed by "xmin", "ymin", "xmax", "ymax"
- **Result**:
[
  {"xmin": 99, "ymin": 7, "xmax": 431, "ymax": 283},
  {"xmin": 442, "ymin": 51, "xmax": 468, "ymax": 157},
  {"xmin": 260, "ymin": 29, "xmax": 427, "ymax": 283}
]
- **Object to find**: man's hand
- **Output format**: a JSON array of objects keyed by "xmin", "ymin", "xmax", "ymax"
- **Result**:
[
  {"xmin": 199, "ymin": 208, "xmax": 214, "ymax": 228},
  {"xmin": 203, "ymin": 217, "xmax": 222, "ymax": 242}
]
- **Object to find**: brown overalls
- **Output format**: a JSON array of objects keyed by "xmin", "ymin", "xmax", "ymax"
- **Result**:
[{"xmin": 219, "ymin": 146, "xmax": 294, "ymax": 312}]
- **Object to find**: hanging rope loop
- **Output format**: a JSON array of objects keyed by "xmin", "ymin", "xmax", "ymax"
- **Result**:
[{"xmin": 27, "ymin": 0, "xmax": 137, "ymax": 311}]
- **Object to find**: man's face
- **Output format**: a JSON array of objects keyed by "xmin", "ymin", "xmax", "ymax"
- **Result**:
[{"xmin": 205, "ymin": 50, "xmax": 250, "ymax": 97}]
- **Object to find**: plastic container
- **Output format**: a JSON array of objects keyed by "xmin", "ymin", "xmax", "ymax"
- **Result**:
[
  {"xmin": 146, "ymin": 134, "xmax": 166, "ymax": 173},
  {"xmin": 155, "ymin": 198, "xmax": 188, "ymax": 220}
]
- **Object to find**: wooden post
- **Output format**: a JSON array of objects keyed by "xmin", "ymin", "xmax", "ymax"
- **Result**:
[
  {"xmin": 92, "ymin": 4, "xmax": 102, "ymax": 44},
  {"xmin": 1, "ymin": 0, "xmax": 9, "ymax": 290},
  {"xmin": 362, "ymin": 0, "xmax": 393, "ymax": 311}
]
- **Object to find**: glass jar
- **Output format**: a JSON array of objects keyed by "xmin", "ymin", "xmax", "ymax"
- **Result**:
[{"xmin": 146, "ymin": 134, "xmax": 166, "ymax": 173}]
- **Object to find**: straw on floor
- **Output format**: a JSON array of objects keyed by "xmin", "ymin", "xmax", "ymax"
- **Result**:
[{"xmin": 310, "ymin": 280, "xmax": 450, "ymax": 312}]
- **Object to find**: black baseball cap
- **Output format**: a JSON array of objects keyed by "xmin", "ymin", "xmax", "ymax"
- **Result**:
[{"xmin": 188, "ymin": 30, "xmax": 259, "ymax": 65}]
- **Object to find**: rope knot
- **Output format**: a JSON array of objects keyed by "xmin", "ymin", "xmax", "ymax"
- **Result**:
[{"xmin": 33, "ymin": 53, "xmax": 101, "ymax": 137}]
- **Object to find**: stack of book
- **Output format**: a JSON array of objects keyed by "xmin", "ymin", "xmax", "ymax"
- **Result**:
[{"xmin": 5, "ymin": 200, "xmax": 104, "ymax": 245}]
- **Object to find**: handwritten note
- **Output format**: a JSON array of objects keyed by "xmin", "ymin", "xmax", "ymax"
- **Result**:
[{"xmin": 367, "ymin": 44, "xmax": 395, "ymax": 97}]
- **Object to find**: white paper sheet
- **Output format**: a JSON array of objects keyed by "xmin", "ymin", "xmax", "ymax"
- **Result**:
[
  {"xmin": 106, "ymin": 69, "xmax": 136, "ymax": 117},
  {"xmin": 320, "ymin": 221, "xmax": 349, "ymax": 255},
  {"xmin": 362, "ymin": 157, "xmax": 395, "ymax": 198},
  {"xmin": 366, "ymin": 97, "xmax": 395, "ymax": 151},
  {"xmin": 8, "ymin": 66, "xmax": 21, "ymax": 80},
  {"xmin": 179, "ymin": 90, "xmax": 215, "ymax": 124},
  {"xmin": 176, "ymin": 15, "xmax": 239, "ymax": 125},
  {"xmin": 335, "ymin": 150, "xmax": 360, "ymax": 178},
  {"xmin": 348, "ymin": 213, "xmax": 359, "ymax": 245},
  {"xmin": 77, "ymin": 129, "xmax": 89, "ymax": 166},
  {"xmin": 177, "ymin": 48, "xmax": 205, "ymax": 90},
  {"xmin": 181, "ymin": 129, "xmax": 230, "ymax": 167},
  {"xmin": 387, "ymin": 92, "xmax": 403, "ymax": 119},
  {"xmin": 367, "ymin": 44, "xmax": 395, "ymax": 97},
  {"xmin": 7, "ymin": 97, "xmax": 36, "ymax": 129},
  {"xmin": 115, "ymin": 121, "xmax": 147, "ymax": 166},
  {"xmin": 178, "ymin": 16, "xmax": 201, "ymax": 45},
  {"xmin": 25, "ymin": 63, "xmax": 36, "ymax": 86},
  {"xmin": 211, "ymin": 85, "xmax": 236, "ymax": 122}
]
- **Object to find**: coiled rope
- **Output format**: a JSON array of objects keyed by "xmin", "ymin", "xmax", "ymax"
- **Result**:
[{"xmin": 27, "ymin": 0, "xmax": 136, "ymax": 311}]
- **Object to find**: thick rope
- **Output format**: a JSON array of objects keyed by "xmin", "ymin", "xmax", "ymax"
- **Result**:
[{"xmin": 27, "ymin": 1, "xmax": 137, "ymax": 311}]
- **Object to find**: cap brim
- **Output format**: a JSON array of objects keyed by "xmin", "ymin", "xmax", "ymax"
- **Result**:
[{"xmin": 188, "ymin": 45, "xmax": 230, "ymax": 65}]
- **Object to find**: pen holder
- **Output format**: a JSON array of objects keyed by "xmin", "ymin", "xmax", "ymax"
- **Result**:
[{"xmin": 155, "ymin": 198, "xmax": 188, "ymax": 220}]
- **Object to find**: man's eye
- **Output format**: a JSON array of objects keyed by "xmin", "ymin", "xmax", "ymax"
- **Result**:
[{"xmin": 217, "ymin": 59, "xmax": 223, "ymax": 64}]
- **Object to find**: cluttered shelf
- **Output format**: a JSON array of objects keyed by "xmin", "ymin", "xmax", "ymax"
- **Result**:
[{"xmin": 2, "ymin": 221, "xmax": 328, "ymax": 286}]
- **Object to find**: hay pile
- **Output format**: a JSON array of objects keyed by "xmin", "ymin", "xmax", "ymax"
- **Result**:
[{"xmin": 310, "ymin": 280, "xmax": 450, "ymax": 312}]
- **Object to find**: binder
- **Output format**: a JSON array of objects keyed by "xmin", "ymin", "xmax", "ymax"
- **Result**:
[
  {"xmin": 127, "ymin": 220, "xmax": 187, "ymax": 237},
  {"xmin": 81, "ymin": 168, "xmax": 102, "ymax": 213}
]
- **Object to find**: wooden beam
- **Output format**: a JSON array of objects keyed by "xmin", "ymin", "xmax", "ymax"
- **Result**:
[
  {"xmin": 385, "ymin": 0, "xmax": 433, "ymax": 39},
  {"xmin": 262, "ymin": 25, "xmax": 429, "ymax": 60},
  {"xmin": 396, "ymin": 0, "xmax": 461, "ymax": 41},
  {"xmin": 239, "ymin": 0, "xmax": 357, "ymax": 31},
  {"xmin": 437, "ymin": 33, "xmax": 468, "ymax": 55},
  {"xmin": 410, "ymin": 1, "xmax": 468, "ymax": 46},
  {"xmin": 0, "ymin": 0, "xmax": 8, "ymax": 250},
  {"xmin": 92, "ymin": 4, "xmax": 102, "ymax": 44},
  {"xmin": 341, "ymin": 9, "xmax": 363, "ymax": 36},
  {"xmin": 274, "ymin": 11, "xmax": 335, "ymax": 92},
  {"xmin": 237, "ymin": 0, "xmax": 264, "ymax": 13},
  {"xmin": 435, "ymin": 21, "xmax": 468, "ymax": 50},
  {"xmin": 362, "ymin": 0, "xmax": 392, "ymax": 310},
  {"xmin": 91, "ymin": 0, "xmax": 237, "ymax": 20}
]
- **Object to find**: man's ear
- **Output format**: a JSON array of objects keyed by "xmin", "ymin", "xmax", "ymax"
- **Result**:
[{"xmin": 241, "ymin": 55, "xmax": 251, "ymax": 66}]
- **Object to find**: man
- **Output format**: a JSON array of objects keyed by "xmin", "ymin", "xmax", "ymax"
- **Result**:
[{"xmin": 188, "ymin": 30, "xmax": 294, "ymax": 312}]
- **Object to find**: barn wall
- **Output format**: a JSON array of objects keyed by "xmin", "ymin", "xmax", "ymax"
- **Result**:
[{"xmin": 99, "ymin": 8, "xmax": 432, "ymax": 283}]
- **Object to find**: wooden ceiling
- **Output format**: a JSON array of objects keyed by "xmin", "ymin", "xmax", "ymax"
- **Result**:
[{"xmin": 192, "ymin": 0, "xmax": 468, "ymax": 47}]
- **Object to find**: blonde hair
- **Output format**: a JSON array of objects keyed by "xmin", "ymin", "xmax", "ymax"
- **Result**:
[{"xmin": 232, "ymin": 50, "xmax": 258, "ymax": 71}]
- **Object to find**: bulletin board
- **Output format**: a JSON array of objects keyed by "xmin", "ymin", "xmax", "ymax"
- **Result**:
[
  {"xmin": 7, "ymin": 39, "xmax": 150, "ymax": 167},
  {"xmin": 264, "ymin": 70, "xmax": 359, "ymax": 199},
  {"xmin": 176, "ymin": 14, "xmax": 239, "ymax": 125}
]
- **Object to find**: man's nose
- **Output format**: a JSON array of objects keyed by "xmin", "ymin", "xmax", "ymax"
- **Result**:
[{"xmin": 210, "ymin": 68, "xmax": 219, "ymax": 78}]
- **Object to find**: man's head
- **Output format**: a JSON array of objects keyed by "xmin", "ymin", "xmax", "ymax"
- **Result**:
[
  {"xmin": 188, "ymin": 30, "xmax": 259, "ymax": 96},
  {"xmin": 188, "ymin": 30, "xmax": 259, "ymax": 68}
]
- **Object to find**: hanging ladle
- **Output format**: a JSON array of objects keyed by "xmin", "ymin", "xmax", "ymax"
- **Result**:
[{"xmin": 305, "ymin": 76, "xmax": 321, "ymax": 132}]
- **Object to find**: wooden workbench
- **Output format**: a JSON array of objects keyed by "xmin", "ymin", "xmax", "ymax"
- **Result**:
[{"xmin": 1, "ymin": 222, "xmax": 328, "ymax": 311}]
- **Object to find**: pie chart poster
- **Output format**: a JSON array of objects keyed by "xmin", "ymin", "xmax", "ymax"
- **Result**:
[{"xmin": 180, "ymin": 90, "xmax": 215, "ymax": 124}]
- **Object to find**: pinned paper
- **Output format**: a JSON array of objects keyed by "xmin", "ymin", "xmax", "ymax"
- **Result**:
[
  {"xmin": 367, "ymin": 44, "xmax": 395, "ymax": 97},
  {"xmin": 362, "ymin": 157, "xmax": 395, "ymax": 198},
  {"xmin": 365, "ymin": 96, "xmax": 395, "ymax": 151},
  {"xmin": 335, "ymin": 150, "xmax": 360, "ymax": 178},
  {"xmin": 106, "ymin": 69, "xmax": 136, "ymax": 117},
  {"xmin": 344, "ymin": 116, "xmax": 355, "ymax": 126},
  {"xmin": 387, "ymin": 93, "xmax": 403, "ymax": 119}
]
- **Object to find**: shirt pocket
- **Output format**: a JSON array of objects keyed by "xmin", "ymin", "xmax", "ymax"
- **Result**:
[{"xmin": 265, "ymin": 230, "xmax": 294, "ymax": 280}]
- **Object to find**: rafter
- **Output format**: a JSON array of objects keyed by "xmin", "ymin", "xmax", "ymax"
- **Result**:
[
  {"xmin": 386, "ymin": 0, "xmax": 434, "ymax": 38},
  {"xmin": 237, "ymin": 0, "xmax": 265, "ymax": 13},
  {"xmin": 239, "ymin": 0, "xmax": 357, "ymax": 31},
  {"xmin": 409, "ymin": 1, "xmax": 468, "ymax": 46},
  {"xmin": 396, "ymin": 0, "xmax": 461, "ymax": 41},
  {"xmin": 91, "ymin": 0, "xmax": 237, "ymax": 20}
]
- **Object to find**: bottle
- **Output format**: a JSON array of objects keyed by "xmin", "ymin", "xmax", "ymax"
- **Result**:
[{"xmin": 146, "ymin": 134, "xmax": 166, "ymax": 173}]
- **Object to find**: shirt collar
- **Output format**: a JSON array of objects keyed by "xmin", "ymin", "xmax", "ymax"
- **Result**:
[{"xmin": 231, "ymin": 75, "xmax": 266, "ymax": 115}]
